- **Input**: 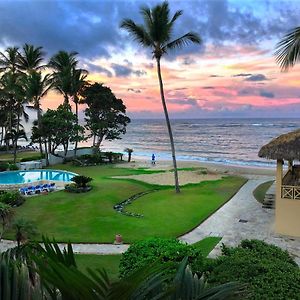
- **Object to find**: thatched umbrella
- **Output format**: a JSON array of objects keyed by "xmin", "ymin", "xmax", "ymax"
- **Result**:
[{"xmin": 258, "ymin": 129, "xmax": 300, "ymax": 161}]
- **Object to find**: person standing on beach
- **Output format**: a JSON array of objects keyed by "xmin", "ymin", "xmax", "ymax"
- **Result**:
[{"xmin": 152, "ymin": 154, "xmax": 156, "ymax": 165}]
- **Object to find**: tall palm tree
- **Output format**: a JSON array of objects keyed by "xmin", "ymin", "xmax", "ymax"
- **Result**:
[
  {"xmin": 70, "ymin": 68, "xmax": 88, "ymax": 155},
  {"xmin": 275, "ymin": 27, "xmax": 300, "ymax": 71},
  {"xmin": 0, "ymin": 46, "xmax": 20, "ymax": 74},
  {"xmin": 121, "ymin": 1, "xmax": 201, "ymax": 193},
  {"xmin": 23, "ymin": 71, "xmax": 52, "ymax": 154},
  {"xmin": 48, "ymin": 51, "xmax": 79, "ymax": 105},
  {"xmin": 18, "ymin": 43, "xmax": 46, "ymax": 72}
]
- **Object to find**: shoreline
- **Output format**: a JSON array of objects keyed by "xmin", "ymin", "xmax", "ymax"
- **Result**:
[{"xmin": 121, "ymin": 156, "xmax": 276, "ymax": 177}]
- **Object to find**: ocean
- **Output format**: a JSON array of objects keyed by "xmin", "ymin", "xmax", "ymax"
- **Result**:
[{"xmin": 96, "ymin": 118, "xmax": 300, "ymax": 168}]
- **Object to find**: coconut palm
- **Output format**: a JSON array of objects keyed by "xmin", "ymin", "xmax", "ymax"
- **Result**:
[
  {"xmin": 18, "ymin": 43, "xmax": 46, "ymax": 72},
  {"xmin": 121, "ymin": 1, "xmax": 201, "ymax": 193},
  {"xmin": 48, "ymin": 51, "xmax": 79, "ymax": 105},
  {"xmin": 70, "ymin": 68, "xmax": 88, "ymax": 155},
  {"xmin": 0, "ymin": 46, "xmax": 20, "ymax": 74},
  {"xmin": 275, "ymin": 27, "xmax": 300, "ymax": 71},
  {"xmin": 23, "ymin": 71, "xmax": 52, "ymax": 154},
  {"xmin": 13, "ymin": 218, "xmax": 37, "ymax": 247}
]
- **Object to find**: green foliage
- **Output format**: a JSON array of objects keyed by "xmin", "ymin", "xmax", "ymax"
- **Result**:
[
  {"xmin": 8, "ymin": 163, "xmax": 18, "ymax": 170},
  {"xmin": 0, "ymin": 190, "xmax": 25, "ymax": 207},
  {"xmin": 0, "ymin": 162, "xmax": 8, "ymax": 171},
  {"xmin": 205, "ymin": 239, "xmax": 300, "ymax": 300},
  {"xmin": 253, "ymin": 180, "xmax": 274, "ymax": 203},
  {"xmin": 71, "ymin": 175, "xmax": 93, "ymax": 188},
  {"xmin": 119, "ymin": 238, "xmax": 203, "ymax": 278},
  {"xmin": 13, "ymin": 218, "xmax": 38, "ymax": 247},
  {"xmin": 82, "ymin": 83, "xmax": 130, "ymax": 148},
  {"xmin": 19, "ymin": 153, "xmax": 44, "ymax": 162}
]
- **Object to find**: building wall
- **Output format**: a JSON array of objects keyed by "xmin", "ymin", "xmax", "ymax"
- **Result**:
[{"xmin": 275, "ymin": 197, "xmax": 300, "ymax": 237}]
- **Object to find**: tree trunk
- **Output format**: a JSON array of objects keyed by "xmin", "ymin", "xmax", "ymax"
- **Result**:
[
  {"xmin": 156, "ymin": 58, "xmax": 180, "ymax": 193},
  {"xmin": 13, "ymin": 113, "xmax": 21, "ymax": 163},
  {"xmin": 44, "ymin": 141, "xmax": 49, "ymax": 166},
  {"xmin": 74, "ymin": 101, "xmax": 79, "ymax": 157},
  {"xmin": 37, "ymin": 104, "xmax": 43, "ymax": 156},
  {"xmin": 64, "ymin": 94, "xmax": 69, "ymax": 105},
  {"xmin": 128, "ymin": 152, "xmax": 132, "ymax": 162}
]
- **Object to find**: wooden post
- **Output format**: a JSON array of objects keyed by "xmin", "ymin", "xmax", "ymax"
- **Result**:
[{"xmin": 276, "ymin": 159, "xmax": 283, "ymax": 201}]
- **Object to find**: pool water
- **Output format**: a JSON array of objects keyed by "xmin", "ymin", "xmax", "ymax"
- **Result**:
[{"xmin": 0, "ymin": 169, "xmax": 76, "ymax": 185}]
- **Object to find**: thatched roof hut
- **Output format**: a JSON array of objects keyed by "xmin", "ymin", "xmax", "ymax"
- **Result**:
[{"xmin": 258, "ymin": 129, "xmax": 300, "ymax": 161}]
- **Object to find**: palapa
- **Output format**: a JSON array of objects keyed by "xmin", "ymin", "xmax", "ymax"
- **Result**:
[{"xmin": 258, "ymin": 129, "xmax": 300, "ymax": 161}]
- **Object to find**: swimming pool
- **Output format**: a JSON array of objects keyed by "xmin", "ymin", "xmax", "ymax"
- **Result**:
[{"xmin": 0, "ymin": 169, "xmax": 76, "ymax": 185}]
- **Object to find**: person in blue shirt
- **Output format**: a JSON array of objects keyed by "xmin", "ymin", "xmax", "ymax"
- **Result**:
[{"xmin": 151, "ymin": 154, "xmax": 156, "ymax": 165}]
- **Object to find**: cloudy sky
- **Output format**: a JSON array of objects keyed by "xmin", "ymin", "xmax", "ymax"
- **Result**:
[{"xmin": 1, "ymin": 0, "xmax": 300, "ymax": 119}]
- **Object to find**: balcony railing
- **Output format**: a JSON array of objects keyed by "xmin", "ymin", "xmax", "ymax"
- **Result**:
[{"xmin": 281, "ymin": 185, "xmax": 300, "ymax": 200}]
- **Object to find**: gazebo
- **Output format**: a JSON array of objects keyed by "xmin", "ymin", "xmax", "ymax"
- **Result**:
[{"xmin": 259, "ymin": 129, "xmax": 300, "ymax": 237}]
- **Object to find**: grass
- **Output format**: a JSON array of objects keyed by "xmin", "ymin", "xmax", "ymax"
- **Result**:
[
  {"xmin": 6, "ymin": 164, "xmax": 246, "ymax": 243},
  {"xmin": 193, "ymin": 236, "xmax": 222, "ymax": 257},
  {"xmin": 253, "ymin": 180, "xmax": 274, "ymax": 203},
  {"xmin": 75, "ymin": 237, "xmax": 221, "ymax": 281},
  {"xmin": 0, "ymin": 151, "xmax": 40, "ymax": 162},
  {"xmin": 75, "ymin": 254, "xmax": 121, "ymax": 281}
]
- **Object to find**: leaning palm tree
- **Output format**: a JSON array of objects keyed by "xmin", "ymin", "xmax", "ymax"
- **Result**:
[
  {"xmin": 275, "ymin": 27, "xmax": 300, "ymax": 71},
  {"xmin": 121, "ymin": 1, "xmax": 201, "ymax": 193}
]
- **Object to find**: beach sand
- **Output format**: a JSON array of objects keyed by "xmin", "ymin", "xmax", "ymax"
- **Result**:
[{"xmin": 115, "ymin": 158, "xmax": 275, "ymax": 185}]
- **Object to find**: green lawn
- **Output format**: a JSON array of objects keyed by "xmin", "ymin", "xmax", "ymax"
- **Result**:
[
  {"xmin": 253, "ymin": 180, "xmax": 274, "ymax": 203},
  {"xmin": 75, "ymin": 237, "xmax": 221, "ymax": 281},
  {"xmin": 6, "ymin": 164, "xmax": 246, "ymax": 243},
  {"xmin": 0, "ymin": 151, "xmax": 40, "ymax": 162},
  {"xmin": 75, "ymin": 254, "xmax": 121, "ymax": 281},
  {"xmin": 193, "ymin": 236, "xmax": 222, "ymax": 257}
]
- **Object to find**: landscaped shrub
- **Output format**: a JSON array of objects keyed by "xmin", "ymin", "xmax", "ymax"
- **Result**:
[
  {"xmin": 119, "ymin": 238, "xmax": 203, "ymax": 278},
  {"xmin": 71, "ymin": 175, "xmax": 93, "ymax": 188},
  {"xmin": 205, "ymin": 239, "xmax": 300, "ymax": 300},
  {"xmin": 8, "ymin": 164, "xmax": 19, "ymax": 170},
  {"xmin": 0, "ymin": 163, "xmax": 8, "ymax": 172},
  {"xmin": 0, "ymin": 191, "xmax": 25, "ymax": 207}
]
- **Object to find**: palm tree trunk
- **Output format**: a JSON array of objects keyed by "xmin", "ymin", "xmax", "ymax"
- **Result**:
[
  {"xmin": 37, "ymin": 105, "xmax": 43, "ymax": 156},
  {"xmin": 156, "ymin": 58, "xmax": 180, "ymax": 193},
  {"xmin": 74, "ymin": 101, "xmax": 79, "ymax": 157}
]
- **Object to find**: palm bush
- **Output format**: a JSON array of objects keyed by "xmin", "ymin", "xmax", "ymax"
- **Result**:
[{"xmin": 71, "ymin": 175, "xmax": 93, "ymax": 188}]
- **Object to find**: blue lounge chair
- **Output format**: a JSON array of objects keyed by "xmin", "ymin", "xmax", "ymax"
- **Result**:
[
  {"xmin": 42, "ymin": 184, "xmax": 50, "ymax": 192},
  {"xmin": 49, "ymin": 183, "xmax": 56, "ymax": 191},
  {"xmin": 34, "ymin": 185, "xmax": 42, "ymax": 194}
]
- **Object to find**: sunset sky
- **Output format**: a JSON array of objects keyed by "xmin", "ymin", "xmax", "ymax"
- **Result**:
[{"xmin": 1, "ymin": 0, "xmax": 300, "ymax": 118}]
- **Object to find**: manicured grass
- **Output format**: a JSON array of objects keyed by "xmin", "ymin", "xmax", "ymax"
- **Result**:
[
  {"xmin": 0, "ymin": 151, "xmax": 39, "ymax": 162},
  {"xmin": 75, "ymin": 254, "xmax": 121, "ymax": 281},
  {"xmin": 193, "ymin": 236, "xmax": 222, "ymax": 257},
  {"xmin": 253, "ymin": 180, "xmax": 274, "ymax": 203},
  {"xmin": 6, "ymin": 164, "xmax": 246, "ymax": 243}
]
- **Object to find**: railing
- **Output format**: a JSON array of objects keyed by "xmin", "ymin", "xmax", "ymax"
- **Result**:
[{"xmin": 281, "ymin": 185, "xmax": 300, "ymax": 200}]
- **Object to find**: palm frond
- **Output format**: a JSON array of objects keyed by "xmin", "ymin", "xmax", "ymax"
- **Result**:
[
  {"xmin": 169, "ymin": 10, "xmax": 183, "ymax": 26},
  {"xmin": 120, "ymin": 19, "xmax": 154, "ymax": 47},
  {"xmin": 275, "ymin": 27, "xmax": 300, "ymax": 71},
  {"xmin": 163, "ymin": 32, "xmax": 201, "ymax": 53}
]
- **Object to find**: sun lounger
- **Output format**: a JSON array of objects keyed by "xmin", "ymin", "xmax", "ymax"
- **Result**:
[{"xmin": 49, "ymin": 183, "xmax": 56, "ymax": 191}]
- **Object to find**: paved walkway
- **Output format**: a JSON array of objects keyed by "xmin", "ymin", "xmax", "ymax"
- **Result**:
[{"xmin": 1, "ymin": 175, "xmax": 299, "ymax": 264}]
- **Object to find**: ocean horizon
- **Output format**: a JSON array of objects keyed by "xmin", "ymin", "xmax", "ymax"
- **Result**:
[{"xmin": 22, "ymin": 117, "xmax": 300, "ymax": 168}]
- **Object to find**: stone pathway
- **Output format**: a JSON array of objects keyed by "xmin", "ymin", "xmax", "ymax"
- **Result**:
[
  {"xmin": 1, "ymin": 175, "xmax": 300, "ymax": 264},
  {"xmin": 180, "ymin": 175, "xmax": 300, "ymax": 265}
]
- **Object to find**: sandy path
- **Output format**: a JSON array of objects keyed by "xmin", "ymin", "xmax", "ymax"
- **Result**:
[{"xmin": 113, "ymin": 170, "xmax": 222, "ymax": 186}]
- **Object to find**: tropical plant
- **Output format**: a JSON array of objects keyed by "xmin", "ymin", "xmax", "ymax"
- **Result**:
[
  {"xmin": 18, "ymin": 43, "xmax": 46, "ymax": 72},
  {"xmin": 205, "ymin": 240, "xmax": 300, "ymax": 300},
  {"xmin": 124, "ymin": 148, "xmax": 133, "ymax": 162},
  {"xmin": 0, "ymin": 190, "xmax": 25, "ymax": 207},
  {"xmin": 48, "ymin": 50, "xmax": 80, "ymax": 105},
  {"xmin": 82, "ymin": 83, "xmax": 130, "ymax": 149},
  {"xmin": 0, "ymin": 202, "xmax": 14, "ymax": 241},
  {"xmin": 71, "ymin": 175, "xmax": 93, "ymax": 188},
  {"xmin": 23, "ymin": 71, "xmax": 52, "ymax": 154},
  {"xmin": 119, "ymin": 238, "xmax": 203, "ymax": 278},
  {"xmin": 121, "ymin": 1, "xmax": 201, "ymax": 193},
  {"xmin": 275, "ymin": 27, "xmax": 300, "ymax": 70},
  {"xmin": 0, "ymin": 46, "xmax": 20, "ymax": 74},
  {"xmin": 13, "ymin": 218, "xmax": 37, "ymax": 247}
]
